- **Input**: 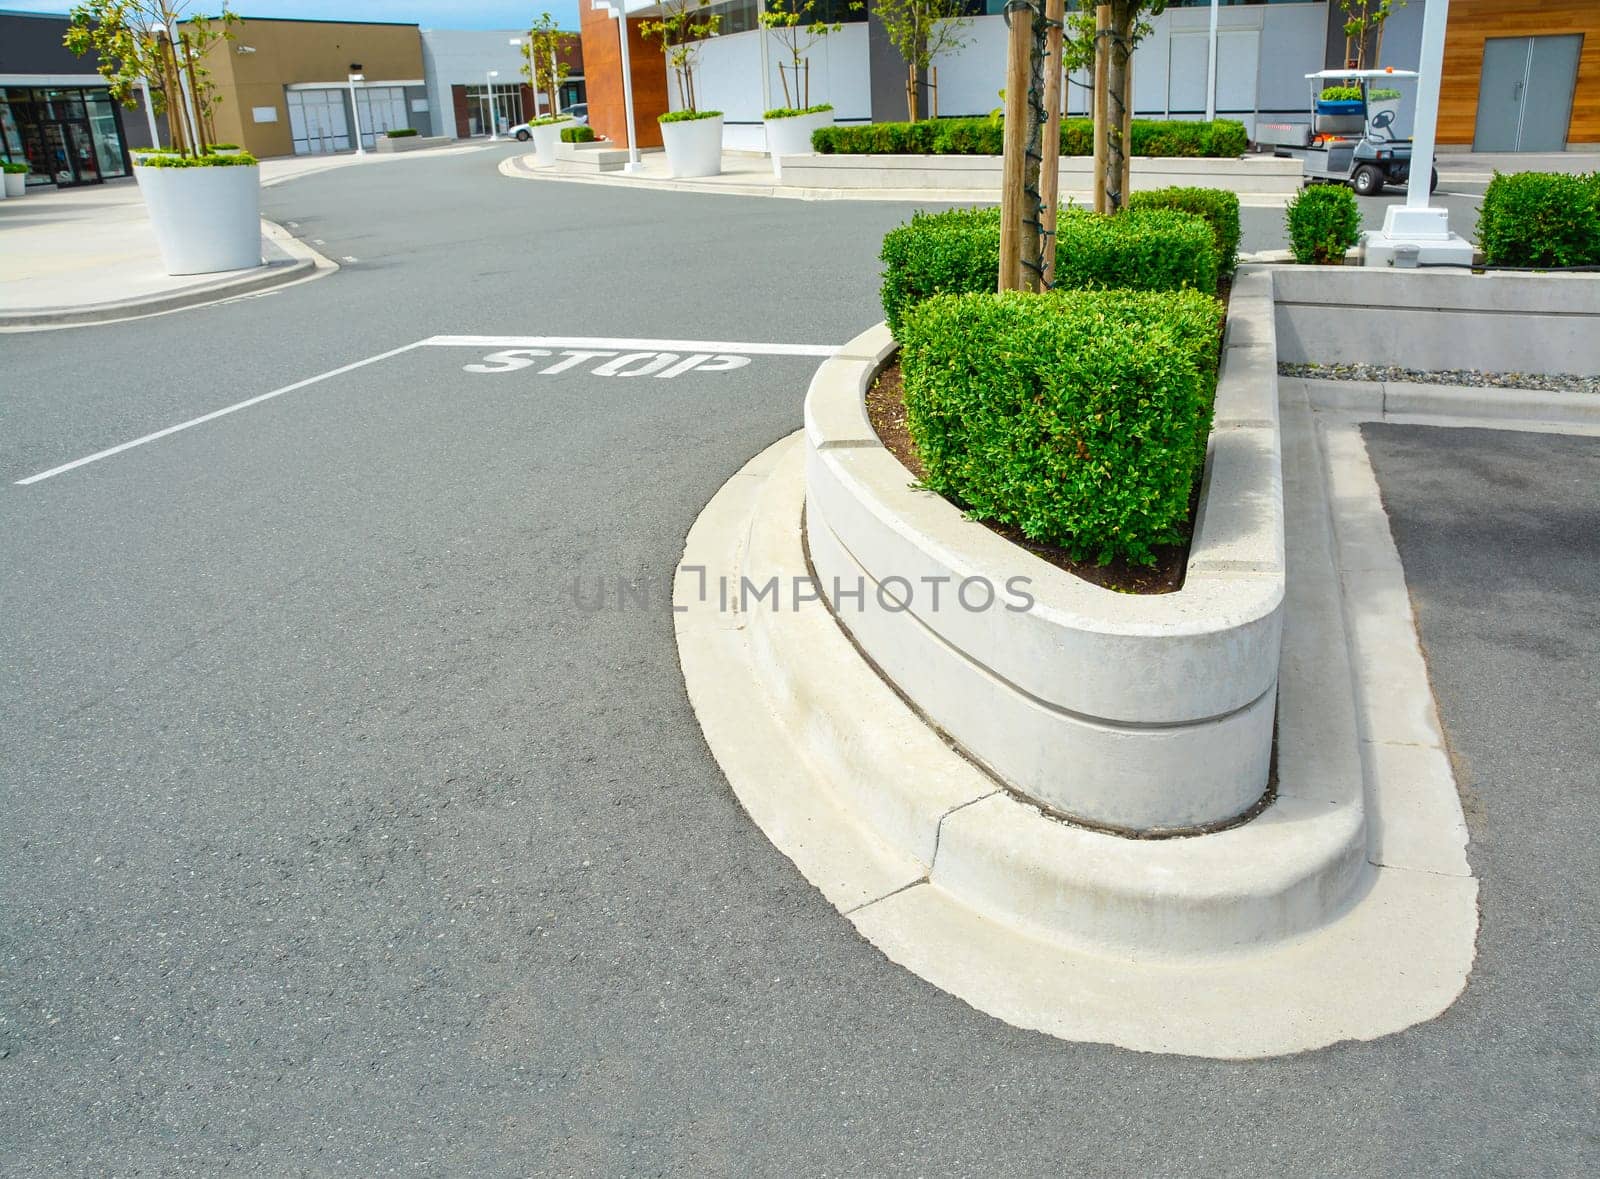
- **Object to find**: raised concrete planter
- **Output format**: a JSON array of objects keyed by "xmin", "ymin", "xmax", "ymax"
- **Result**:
[
  {"xmin": 763, "ymin": 109, "xmax": 833, "ymax": 180},
  {"xmin": 803, "ymin": 273, "xmax": 1284, "ymax": 833},
  {"xmin": 373, "ymin": 134, "xmax": 454, "ymax": 154},
  {"xmin": 1275, "ymin": 266, "xmax": 1600, "ymax": 375},
  {"xmin": 5, "ymin": 170, "xmax": 28, "ymax": 197},
  {"xmin": 659, "ymin": 114, "xmax": 724, "ymax": 179},
  {"xmin": 777, "ymin": 152, "xmax": 1302, "ymax": 195},
  {"xmin": 132, "ymin": 160, "xmax": 261, "ymax": 276}
]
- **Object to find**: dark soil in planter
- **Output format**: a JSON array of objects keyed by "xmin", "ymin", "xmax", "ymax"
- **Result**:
[{"xmin": 865, "ymin": 358, "xmax": 1195, "ymax": 595}]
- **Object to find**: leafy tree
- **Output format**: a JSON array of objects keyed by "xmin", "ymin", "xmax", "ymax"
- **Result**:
[
  {"xmin": 875, "ymin": 0, "xmax": 973, "ymax": 122},
  {"xmin": 759, "ymin": 0, "xmax": 862, "ymax": 112},
  {"xmin": 640, "ymin": 0, "xmax": 722, "ymax": 114},
  {"xmin": 1341, "ymin": 0, "xmax": 1406, "ymax": 71},
  {"xmin": 65, "ymin": 0, "xmax": 238, "ymax": 156},
  {"xmin": 521, "ymin": 12, "xmax": 578, "ymax": 118}
]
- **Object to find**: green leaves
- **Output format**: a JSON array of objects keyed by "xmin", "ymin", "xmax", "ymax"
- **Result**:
[
  {"xmin": 1128, "ymin": 187, "xmax": 1241, "ymax": 274},
  {"xmin": 765, "ymin": 104, "xmax": 833, "ymax": 120},
  {"xmin": 814, "ymin": 118, "xmax": 1247, "ymax": 159},
  {"xmin": 560, "ymin": 124, "xmax": 596, "ymax": 143},
  {"xmin": 134, "ymin": 150, "xmax": 257, "ymax": 167},
  {"xmin": 899, "ymin": 290, "xmax": 1223, "ymax": 566},
  {"xmin": 1285, "ymin": 185, "xmax": 1362, "ymax": 265},
  {"xmin": 658, "ymin": 109, "xmax": 723, "ymax": 124},
  {"xmin": 1319, "ymin": 86, "xmax": 1364, "ymax": 103},
  {"xmin": 1477, "ymin": 171, "xmax": 1600, "ymax": 268},
  {"xmin": 879, "ymin": 204, "xmax": 1220, "ymax": 336}
]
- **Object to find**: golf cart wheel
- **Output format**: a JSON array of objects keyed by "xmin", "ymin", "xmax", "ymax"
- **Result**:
[
  {"xmin": 1352, "ymin": 164, "xmax": 1385, "ymax": 197},
  {"xmin": 1430, "ymin": 167, "xmax": 1439, "ymax": 195},
  {"xmin": 515, "ymin": 129, "xmax": 531, "ymax": 142}
]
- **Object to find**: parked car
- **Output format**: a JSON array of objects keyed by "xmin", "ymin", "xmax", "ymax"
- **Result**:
[{"xmin": 506, "ymin": 104, "xmax": 589, "ymax": 141}]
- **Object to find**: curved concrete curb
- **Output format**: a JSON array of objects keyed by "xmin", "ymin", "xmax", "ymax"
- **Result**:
[
  {"xmin": 807, "ymin": 299, "xmax": 1285, "ymax": 831},
  {"xmin": 0, "ymin": 217, "xmax": 333, "ymax": 332},
  {"xmin": 674, "ymin": 388, "xmax": 1477, "ymax": 1057}
]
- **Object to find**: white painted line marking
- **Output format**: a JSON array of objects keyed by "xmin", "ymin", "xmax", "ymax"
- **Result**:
[
  {"xmin": 15, "ymin": 342, "xmax": 424, "ymax": 486},
  {"xmin": 287, "ymin": 221, "xmax": 299, "ymax": 228},
  {"xmin": 312, "ymin": 237, "xmax": 325, "ymax": 244},
  {"xmin": 342, "ymin": 256, "xmax": 358, "ymax": 263},
  {"xmin": 421, "ymin": 334, "xmax": 839, "ymax": 357}
]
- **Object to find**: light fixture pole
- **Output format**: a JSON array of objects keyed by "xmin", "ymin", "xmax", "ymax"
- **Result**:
[
  {"xmin": 487, "ymin": 69, "xmax": 500, "ymax": 139},
  {"xmin": 1205, "ymin": 0, "xmax": 1219, "ymax": 123},
  {"xmin": 348, "ymin": 72, "xmax": 365, "ymax": 155},
  {"xmin": 592, "ymin": 1, "xmax": 640, "ymax": 173}
]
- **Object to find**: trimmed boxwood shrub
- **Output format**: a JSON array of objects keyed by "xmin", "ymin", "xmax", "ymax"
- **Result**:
[
  {"xmin": 1477, "ymin": 171, "xmax": 1600, "ymax": 267},
  {"xmin": 560, "ymin": 124, "xmax": 596, "ymax": 143},
  {"xmin": 134, "ymin": 151, "xmax": 258, "ymax": 167},
  {"xmin": 1285, "ymin": 185, "xmax": 1362, "ymax": 264},
  {"xmin": 879, "ymin": 205, "xmax": 1219, "ymax": 335},
  {"xmin": 384, "ymin": 128, "xmax": 418, "ymax": 139},
  {"xmin": 1129, "ymin": 186, "xmax": 1241, "ymax": 274},
  {"xmin": 659, "ymin": 109, "xmax": 722, "ymax": 124},
  {"xmin": 2, "ymin": 161, "xmax": 29, "ymax": 174},
  {"xmin": 814, "ymin": 116, "xmax": 1248, "ymax": 158},
  {"xmin": 765, "ymin": 103, "xmax": 832, "ymax": 120},
  {"xmin": 900, "ymin": 289, "xmax": 1225, "ymax": 566}
]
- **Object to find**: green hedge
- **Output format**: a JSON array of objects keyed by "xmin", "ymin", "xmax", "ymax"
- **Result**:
[
  {"xmin": 1477, "ymin": 171, "xmax": 1600, "ymax": 267},
  {"xmin": 385, "ymin": 128, "xmax": 418, "ymax": 138},
  {"xmin": 1128, "ymin": 187, "xmax": 1241, "ymax": 274},
  {"xmin": 879, "ymin": 205, "xmax": 1218, "ymax": 336},
  {"xmin": 900, "ymin": 289, "xmax": 1225, "ymax": 566},
  {"xmin": 765, "ymin": 103, "xmax": 832, "ymax": 120},
  {"xmin": 814, "ymin": 117, "xmax": 1247, "ymax": 158},
  {"xmin": 2, "ymin": 161, "xmax": 28, "ymax": 174},
  {"xmin": 134, "ymin": 151, "xmax": 258, "ymax": 168},
  {"xmin": 560, "ymin": 124, "xmax": 596, "ymax": 143},
  {"xmin": 659, "ymin": 109, "xmax": 722, "ymax": 124},
  {"xmin": 1285, "ymin": 185, "xmax": 1362, "ymax": 264}
]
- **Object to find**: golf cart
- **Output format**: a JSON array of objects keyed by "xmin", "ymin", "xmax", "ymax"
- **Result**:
[{"xmin": 1256, "ymin": 69, "xmax": 1437, "ymax": 197}]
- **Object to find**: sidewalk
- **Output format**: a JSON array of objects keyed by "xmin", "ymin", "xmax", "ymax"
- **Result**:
[
  {"xmin": 0, "ymin": 142, "xmax": 491, "ymax": 330},
  {"xmin": 1433, "ymin": 149, "xmax": 1600, "ymax": 183},
  {"xmin": 500, "ymin": 149, "xmax": 1297, "ymax": 206}
]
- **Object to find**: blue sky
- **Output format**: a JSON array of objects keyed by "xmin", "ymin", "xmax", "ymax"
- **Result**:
[{"xmin": 4, "ymin": 1, "xmax": 581, "ymax": 30}]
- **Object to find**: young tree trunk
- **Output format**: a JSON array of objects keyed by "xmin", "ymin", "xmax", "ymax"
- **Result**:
[
  {"xmin": 1103, "ymin": 3, "xmax": 1134, "ymax": 213},
  {"xmin": 180, "ymin": 40, "xmax": 208, "ymax": 153},
  {"xmin": 906, "ymin": 65, "xmax": 919, "ymax": 121}
]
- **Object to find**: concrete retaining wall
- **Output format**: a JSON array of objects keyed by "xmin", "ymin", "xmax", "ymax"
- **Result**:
[
  {"xmin": 1274, "ymin": 267, "xmax": 1600, "ymax": 375},
  {"xmin": 778, "ymin": 152, "xmax": 1302, "ymax": 194},
  {"xmin": 373, "ymin": 134, "xmax": 454, "ymax": 153},
  {"xmin": 802, "ymin": 272, "xmax": 1285, "ymax": 833}
]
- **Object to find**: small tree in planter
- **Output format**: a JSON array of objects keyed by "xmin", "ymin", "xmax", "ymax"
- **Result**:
[
  {"xmin": 520, "ymin": 12, "xmax": 577, "ymax": 121},
  {"xmin": 1340, "ymin": 0, "xmax": 1405, "ymax": 71},
  {"xmin": 641, "ymin": 0, "xmax": 725, "ymax": 178},
  {"xmin": 759, "ymin": 0, "xmax": 860, "ymax": 177},
  {"xmin": 876, "ymin": 0, "xmax": 972, "ymax": 122},
  {"xmin": 66, "ymin": 1, "xmax": 260, "ymax": 275}
]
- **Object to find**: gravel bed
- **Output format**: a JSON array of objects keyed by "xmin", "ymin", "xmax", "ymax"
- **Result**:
[{"xmin": 1278, "ymin": 362, "xmax": 1600, "ymax": 395}]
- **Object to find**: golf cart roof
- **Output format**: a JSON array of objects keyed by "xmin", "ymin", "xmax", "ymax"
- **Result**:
[{"xmin": 1305, "ymin": 69, "xmax": 1420, "ymax": 80}]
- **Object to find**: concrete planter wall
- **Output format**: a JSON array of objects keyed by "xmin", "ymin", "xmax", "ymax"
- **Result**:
[
  {"xmin": 373, "ymin": 134, "xmax": 454, "ymax": 153},
  {"xmin": 778, "ymin": 153, "xmax": 1302, "ymax": 194},
  {"xmin": 803, "ymin": 272, "xmax": 1285, "ymax": 833},
  {"xmin": 763, "ymin": 109, "xmax": 833, "ymax": 179},
  {"xmin": 133, "ymin": 161, "xmax": 261, "ymax": 276},
  {"xmin": 530, "ymin": 121, "xmax": 568, "ymax": 166},
  {"xmin": 659, "ymin": 114, "xmax": 724, "ymax": 178},
  {"xmin": 4, "ymin": 171, "xmax": 28, "ymax": 197},
  {"xmin": 1275, "ymin": 267, "xmax": 1600, "ymax": 375}
]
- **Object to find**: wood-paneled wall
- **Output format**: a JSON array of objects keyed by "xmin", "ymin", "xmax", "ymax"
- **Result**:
[
  {"xmin": 1439, "ymin": 0, "xmax": 1600, "ymax": 146},
  {"xmin": 579, "ymin": 7, "xmax": 669, "ymax": 151}
]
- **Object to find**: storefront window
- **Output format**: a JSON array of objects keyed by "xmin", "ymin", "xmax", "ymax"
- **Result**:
[{"xmin": 0, "ymin": 87, "xmax": 129, "ymax": 186}]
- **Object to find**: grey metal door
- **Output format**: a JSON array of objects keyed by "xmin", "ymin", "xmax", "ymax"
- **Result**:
[{"xmin": 1474, "ymin": 34, "xmax": 1583, "ymax": 151}]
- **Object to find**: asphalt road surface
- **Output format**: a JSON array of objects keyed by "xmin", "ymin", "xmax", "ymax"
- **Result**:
[{"xmin": 3, "ymin": 145, "xmax": 1590, "ymax": 1176}]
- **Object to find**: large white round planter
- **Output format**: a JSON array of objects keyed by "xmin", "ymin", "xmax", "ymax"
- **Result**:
[
  {"xmin": 2, "ymin": 171, "xmax": 22, "ymax": 198},
  {"xmin": 530, "ymin": 121, "xmax": 567, "ymax": 167},
  {"xmin": 659, "ymin": 114, "xmax": 723, "ymax": 179},
  {"xmin": 134, "ymin": 162, "xmax": 262, "ymax": 276},
  {"xmin": 763, "ymin": 109, "xmax": 833, "ymax": 179}
]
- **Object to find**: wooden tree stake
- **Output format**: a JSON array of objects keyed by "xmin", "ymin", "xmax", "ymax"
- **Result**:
[
  {"xmin": 1039, "ymin": 0, "xmax": 1065, "ymax": 284},
  {"xmin": 1092, "ymin": 4, "xmax": 1109, "ymax": 214},
  {"xmin": 998, "ymin": 5, "xmax": 1035, "ymax": 292}
]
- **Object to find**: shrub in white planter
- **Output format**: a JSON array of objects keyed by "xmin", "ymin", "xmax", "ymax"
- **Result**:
[
  {"xmin": 135, "ymin": 153, "xmax": 262, "ymax": 275},
  {"xmin": 1, "ymin": 162, "xmax": 26, "ymax": 198},
  {"xmin": 659, "ymin": 111, "xmax": 724, "ymax": 178},
  {"xmin": 763, "ymin": 104, "xmax": 833, "ymax": 179},
  {"xmin": 528, "ymin": 115, "xmax": 572, "ymax": 167}
]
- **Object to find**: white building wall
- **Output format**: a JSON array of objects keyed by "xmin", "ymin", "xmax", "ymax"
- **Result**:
[
  {"xmin": 929, "ymin": 3, "xmax": 1331, "ymax": 139},
  {"xmin": 667, "ymin": 25, "xmax": 871, "ymax": 153},
  {"xmin": 420, "ymin": 28, "xmax": 536, "ymax": 138}
]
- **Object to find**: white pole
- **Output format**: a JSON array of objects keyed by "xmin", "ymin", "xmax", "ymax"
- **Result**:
[
  {"xmin": 552, "ymin": 50, "xmax": 562, "ymax": 114},
  {"xmin": 1205, "ymin": 0, "xmax": 1219, "ymax": 123},
  {"xmin": 757, "ymin": 0, "xmax": 772, "ymax": 116},
  {"xmin": 349, "ymin": 74, "xmax": 365, "ymax": 154},
  {"xmin": 487, "ymin": 70, "xmax": 499, "ymax": 139},
  {"xmin": 1406, "ymin": 0, "xmax": 1448, "ymax": 210},
  {"xmin": 613, "ymin": 7, "xmax": 640, "ymax": 171},
  {"xmin": 139, "ymin": 76, "xmax": 161, "ymax": 148}
]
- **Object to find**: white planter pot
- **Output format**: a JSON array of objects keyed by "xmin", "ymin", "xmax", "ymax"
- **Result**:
[
  {"xmin": 0, "ymin": 174, "xmax": 10, "ymax": 200},
  {"xmin": 2, "ymin": 170, "xmax": 23, "ymax": 197},
  {"xmin": 530, "ymin": 121, "xmax": 566, "ymax": 167},
  {"xmin": 1366, "ymin": 97, "xmax": 1402, "ymax": 136},
  {"xmin": 134, "ymin": 161, "xmax": 262, "ymax": 276},
  {"xmin": 659, "ymin": 114, "xmax": 723, "ymax": 179},
  {"xmin": 763, "ymin": 109, "xmax": 833, "ymax": 179}
]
